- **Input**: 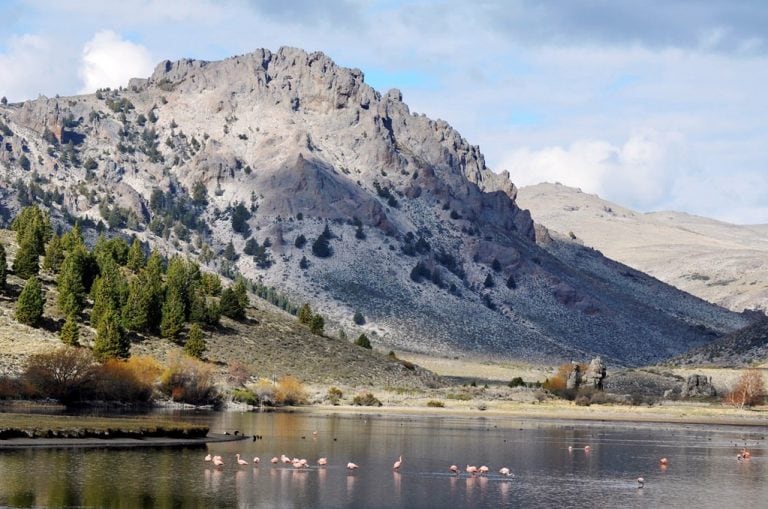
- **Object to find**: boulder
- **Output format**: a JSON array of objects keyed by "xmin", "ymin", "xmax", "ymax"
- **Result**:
[{"xmin": 585, "ymin": 356, "xmax": 607, "ymax": 390}]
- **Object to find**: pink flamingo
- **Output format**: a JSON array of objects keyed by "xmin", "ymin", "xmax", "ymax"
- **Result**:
[
  {"xmin": 449, "ymin": 465, "xmax": 460, "ymax": 475},
  {"xmin": 253, "ymin": 457, "xmax": 260, "ymax": 464},
  {"xmin": 204, "ymin": 453, "xmax": 212, "ymax": 461},
  {"xmin": 659, "ymin": 457, "xmax": 669, "ymax": 465},
  {"xmin": 281, "ymin": 454, "xmax": 291, "ymax": 464},
  {"xmin": 317, "ymin": 457, "xmax": 328, "ymax": 466},
  {"xmin": 637, "ymin": 477, "xmax": 645, "ymax": 488},
  {"xmin": 212, "ymin": 455, "xmax": 224, "ymax": 467},
  {"xmin": 236, "ymin": 454, "xmax": 248, "ymax": 466},
  {"xmin": 584, "ymin": 445, "xmax": 592, "ymax": 452},
  {"xmin": 393, "ymin": 455, "xmax": 403, "ymax": 471},
  {"xmin": 466, "ymin": 465, "xmax": 478, "ymax": 476},
  {"xmin": 499, "ymin": 467, "xmax": 512, "ymax": 477},
  {"xmin": 292, "ymin": 459, "xmax": 304, "ymax": 469},
  {"xmin": 346, "ymin": 462, "xmax": 359, "ymax": 470},
  {"xmin": 478, "ymin": 465, "xmax": 489, "ymax": 476},
  {"xmin": 270, "ymin": 457, "xmax": 279, "ymax": 464}
]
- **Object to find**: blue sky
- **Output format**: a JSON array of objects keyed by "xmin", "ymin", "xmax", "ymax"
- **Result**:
[{"xmin": 1, "ymin": 0, "xmax": 767, "ymax": 224}]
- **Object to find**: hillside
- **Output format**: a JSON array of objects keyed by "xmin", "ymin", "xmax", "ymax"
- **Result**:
[
  {"xmin": 0, "ymin": 47, "xmax": 750, "ymax": 366},
  {"xmin": 671, "ymin": 317, "xmax": 768, "ymax": 368},
  {"xmin": 518, "ymin": 182, "xmax": 768, "ymax": 314},
  {"xmin": 0, "ymin": 230, "xmax": 438, "ymax": 388}
]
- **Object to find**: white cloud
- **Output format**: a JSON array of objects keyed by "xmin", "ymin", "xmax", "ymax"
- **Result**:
[
  {"xmin": 500, "ymin": 130, "xmax": 692, "ymax": 211},
  {"xmin": 0, "ymin": 34, "xmax": 76, "ymax": 101},
  {"xmin": 78, "ymin": 30, "xmax": 154, "ymax": 93}
]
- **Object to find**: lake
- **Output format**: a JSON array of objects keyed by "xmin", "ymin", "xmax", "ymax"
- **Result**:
[{"xmin": 0, "ymin": 410, "xmax": 765, "ymax": 508}]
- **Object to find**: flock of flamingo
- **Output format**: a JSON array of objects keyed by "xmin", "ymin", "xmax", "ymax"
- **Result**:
[
  {"xmin": 204, "ymin": 451, "xmax": 516, "ymax": 478},
  {"xmin": 203, "ymin": 433, "xmax": 756, "ymax": 490}
]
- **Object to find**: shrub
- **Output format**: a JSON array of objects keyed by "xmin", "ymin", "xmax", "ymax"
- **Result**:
[
  {"xmin": 575, "ymin": 395, "xmax": 591, "ymax": 406},
  {"xmin": 426, "ymin": 400, "xmax": 445, "ymax": 408},
  {"xmin": 353, "ymin": 311, "xmax": 365, "ymax": 325},
  {"xmin": 355, "ymin": 334, "xmax": 372, "ymax": 349},
  {"xmin": 23, "ymin": 347, "xmax": 98, "ymax": 403},
  {"xmin": 508, "ymin": 377, "xmax": 526, "ymax": 388},
  {"xmin": 96, "ymin": 358, "xmax": 158, "ymax": 402},
  {"xmin": 276, "ymin": 376, "xmax": 308, "ymax": 405},
  {"xmin": 724, "ymin": 369, "xmax": 766, "ymax": 409},
  {"xmin": 158, "ymin": 352, "xmax": 217, "ymax": 405},
  {"xmin": 327, "ymin": 386, "xmax": 343, "ymax": 405},
  {"xmin": 294, "ymin": 234, "xmax": 307, "ymax": 249},
  {"xmin": 231, "ymin": 388, "xmax": 258, "ymax": 405},
  {"xmin": 249, "ymin": 378, "xmax": 277, "ymax": 406},
  {"xmin": 352, "ymin": 392, "xmax": 382, "ymax": 406},
  {"xmin": 446, "ymin": 392, "xmax": 472, "ymax": 401},
  {"xmin": 227, "ymin": 360, "xmax": 251, "ymax": 387}
]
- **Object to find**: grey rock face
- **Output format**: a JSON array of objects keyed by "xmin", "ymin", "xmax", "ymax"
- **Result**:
[
  {"xmin": 584, "ymin": 357, "xmax": 607, "ymax": 390},
  {"xmin": 680, "ymin": 374, "xmax": 717, "ymax": 398},
  {"xmin": 0, "ymin": 47, "xmax": 751, "ymax": 365}
]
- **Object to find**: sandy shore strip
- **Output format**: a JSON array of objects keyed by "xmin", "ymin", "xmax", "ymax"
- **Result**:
[
  {"xmin": 288, "ymin": 402, "xmax": 768, "ymax": 429},
  {"xmin": 0, "ymin": 433, "xmax": 246, "ymax": 449}
]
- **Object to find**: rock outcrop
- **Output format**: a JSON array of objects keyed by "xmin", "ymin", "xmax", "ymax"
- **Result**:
[{"xmin": 680, "ymin": 374, "xmax": 717, "ymax": 398}]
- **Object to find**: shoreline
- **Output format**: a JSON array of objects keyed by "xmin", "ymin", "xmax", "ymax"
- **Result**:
[{"xmin": 286, "ymin": 402, "xmax": 768, "ymax": 429}]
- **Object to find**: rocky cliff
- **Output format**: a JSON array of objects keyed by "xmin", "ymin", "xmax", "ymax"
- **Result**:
[{"xmin": 0, "ymin": 47, "xmax": 750, "ymax": 366}]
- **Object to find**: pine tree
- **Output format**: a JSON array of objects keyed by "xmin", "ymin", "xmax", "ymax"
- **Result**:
[
  {"xmin": 16, "ymin": 276, "xmax": 45, "ymax": 326},
  {"xmin": 184, "ymin": 323, "xmax": 206, "ymax": 359},
  {"xmin": 57, "ymin": 247, "xmax": 87, "ymax": 316},
  {"xmin": 42, "ymin": 234, "xmax": 65, "ymax": 273},
  {"xmin": 89, "ymin": 259, "xmax": 127, "ymax": 327},
  {"xmin": 311, "ymin": 235, "xmax": 332, "ymax": 258},
  {"xmin": 60, "ymin": 313, "xmax": 80, "ymax": 346},
  {"xmin": 10, "ymin": 205, "xmax": 51, "ymax": 254},
  {"xmin": 12, "ymin": 234, "xmax": 40, "ymax": 279},
  {"xmin": 310, "ymin": 314, "xmax": 325, "ymax": 335},
  {"xmin": 233, "ymin": 277, "xmax": 249, "ymax": 311},
  {"xmin": 219, "ymin": 287, "xmax": 244, "ymax": 320},
  {"xmin": 223, "ymin": 240, "xmax": 238, "ymax": 261},
  {"xmin": 93, "ymin": 307, "xmax": 129, "ymax": 360},
  {"xmin": 61, "ymin": 223, "xmax": 85, "ymax": 252},
  {"xmin": 483, "ymin": 274, "xmax": 495, "ymax": 288},
  {"xmin": 297, "ymin": 303, "xmax": 313, "ymax": 325},
  {"xmin": 126, "ymin": 238, "xmax": 146, "ymax": 271},
  {"xmin": 160, "ymin": 289, "xmax": 186, "ymax": 338},
  {"xmin": 243, "ymin": 238, "xmax": 258, "ymax": 256},
  {"xmin": 0, "ymin": 242, "xmax": 6, "ymax": 290}
]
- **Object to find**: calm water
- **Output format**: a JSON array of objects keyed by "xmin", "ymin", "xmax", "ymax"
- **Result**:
[{"xmin": 0, "ymin": 411, "xmax": 766, "ymax": 508}]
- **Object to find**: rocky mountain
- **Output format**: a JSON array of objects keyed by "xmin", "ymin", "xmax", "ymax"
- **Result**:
[
  {"xmin": 0, "ymin": 47, "xmax": 751, "ymax": 366},
  {"xmin": 517, "ymin": 183, "xmax": 768, "ymax": 314}
]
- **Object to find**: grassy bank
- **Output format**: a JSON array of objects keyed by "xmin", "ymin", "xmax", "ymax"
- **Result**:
[{"xmin": 0, "ymin": 413, "xmax": 209, "ymax": 439}]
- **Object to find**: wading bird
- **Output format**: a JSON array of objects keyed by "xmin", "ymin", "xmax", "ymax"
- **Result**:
[
  {"xmin": 347, "ymin": 462, "xmax": 359, "ymax": 470},
  {"xmin": 449, "ymin": 465, "xmax": 459, "ymax": 475},
  {"xmin": 213, "ymin": 456, "xmax": 224, "ymax": 467},
  {"xmin": 499, "ymin": 467, "xmax": 512, "ymax": 477},
  {"xmin": 393, "ymin": 456, "xmax": 403, "ymax": 471},
  {"xmin": 317, "ymin": 457, "xmax": 328, "ymax": 466},
  {"xmin": 637, "ymin": 477, "xmax": 645, "ymax": 489},
  {"xmin": 204, "ymin": 454, "xmax": 212, "ymax": 462},
  {"xmin": 236, "ymin": 454, "xmax": 248, "ymax": 466}
]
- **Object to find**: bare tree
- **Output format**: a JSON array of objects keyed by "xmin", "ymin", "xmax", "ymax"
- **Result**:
[{"xmin": 725, "ymin": 369, "xmax": 766, "ymax": 409}]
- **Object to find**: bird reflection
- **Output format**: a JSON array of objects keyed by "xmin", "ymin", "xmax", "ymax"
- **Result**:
[{"xmin": 346, "ymin": 474, "xmax": 356, "ymax": 497}]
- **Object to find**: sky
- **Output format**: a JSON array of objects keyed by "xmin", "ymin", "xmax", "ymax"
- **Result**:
[{"xmin": 1, "ymin": 0, "xmax": 767, "ymax": 224}]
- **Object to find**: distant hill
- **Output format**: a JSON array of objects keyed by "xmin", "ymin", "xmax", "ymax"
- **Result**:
[
  {"xmin": 671, "ymin": 318, "xmax": 768, "ymax": 368},
  {"xmin": 518, "ymin": 182, "xmax": 768, "ymax": 314},
  {"xmin": 0, "ymin": 48, "xmax": 750, "ymax": 366}
]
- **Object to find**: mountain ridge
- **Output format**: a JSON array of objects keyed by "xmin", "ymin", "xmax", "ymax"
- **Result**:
[{"xmin": 0, "ymin": 47, "xmax": 750, "ymax": 366}]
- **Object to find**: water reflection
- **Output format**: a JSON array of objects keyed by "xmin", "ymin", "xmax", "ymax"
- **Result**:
[{"xmin": 1, "ymin": 412, "xmax": 767, "ymax": 508}]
